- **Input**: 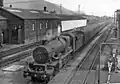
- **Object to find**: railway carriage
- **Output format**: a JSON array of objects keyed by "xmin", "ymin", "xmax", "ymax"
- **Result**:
[{"xmin": 82, "ymin": 22, "xmax": 106, "ymax": 43}]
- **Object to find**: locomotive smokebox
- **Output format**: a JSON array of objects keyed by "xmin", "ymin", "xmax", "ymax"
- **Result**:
[{"xmin": 33, "ymin": 47, "xmax": 49, "ymax": 64}]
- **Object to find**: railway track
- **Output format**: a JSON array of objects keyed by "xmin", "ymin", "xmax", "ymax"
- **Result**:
[
  {"xmin": 0, "ymin": 41, "xmax": 42, "ymax": 59},
  {"xmin": 47, "ymin": 22, "xmax": 112, "ymax": 84},
  {"xmin": 66, "ymin": 23, "xmax": 113, "ymax": 84},
  {"xmin": 0, "ymin": 49, "xmax": 33, "ymax": 67}
]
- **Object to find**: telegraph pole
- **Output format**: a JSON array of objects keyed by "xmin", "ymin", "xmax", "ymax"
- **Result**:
[{"xmin": 60, "ymin": 4, "xmax": 62, "ymax": 14}]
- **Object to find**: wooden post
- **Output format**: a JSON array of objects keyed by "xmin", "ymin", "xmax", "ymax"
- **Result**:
[
  {"xmin": 9, "ymin": 28, "xmax": 12, "ymax": 44},
  {"xmin": 18, "ymin": 28, "xmax": 22, "ymax": 44},
  {"xmin": 3, "ymin": 29, "xmax": 8, "ymax": 43}
]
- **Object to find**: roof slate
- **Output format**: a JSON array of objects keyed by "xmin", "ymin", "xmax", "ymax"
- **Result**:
[
  {"xmin": 2, "ymin": 7, "xmax": 60, "ymax": 20},
  {"xmin": 56, "ymin": 14, "xmax": 86, "ymax": 21}
]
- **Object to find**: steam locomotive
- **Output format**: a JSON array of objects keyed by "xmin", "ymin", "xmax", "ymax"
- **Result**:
[{"xmin": 23, "ymin": 22, "xmax": 108, "ymax": 83}]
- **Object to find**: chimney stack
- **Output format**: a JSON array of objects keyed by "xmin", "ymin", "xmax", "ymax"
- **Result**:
[
  {"xmin": 44, "ymin": 6, "xmax": 47, "ymax": 12},
  {"xmin": 10, "ymin": 5, "xmax": 12, "ymax": 8},
  {"xmin": 0, "ymin": 0, "xmax": 3, "ymax": 7},
  {"xmin": 78, "ymin": 5, "xmax": 80, "ymax": 13}
]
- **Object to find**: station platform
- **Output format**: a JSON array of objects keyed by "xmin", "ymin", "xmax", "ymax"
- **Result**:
[
  {"xmin": 0, "ymin": 38, "xmax": 39, "ymax": 52},
  {"xmin": 99, "ymin": 71, "xmax": 120, "ymax": 84},
  {"xmin": 0, "ymin": 70, "xmax": 28, "ymax": 84},
  {"xmin": 0, "ymin": 44, "xmax": 24, "ymax": 52},
  {"xmin": 2, "ymin": 39, "xmax": 41, "ymax": 53},
  {"xmin": 0, "ymin": 56, "xmax": 33, "ymax": 84},
  {"xmin": 110, "ymin": 72, "xmax": 120, "ymax": 83}
]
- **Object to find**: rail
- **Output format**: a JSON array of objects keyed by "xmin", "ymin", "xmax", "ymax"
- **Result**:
[
  {"xmin": 67, "ymin": 23, "xmax": 112, "ymax": 84},
  {"xmin": 0, "ymin": 41, "xmax": 42, "ymax": 59}
]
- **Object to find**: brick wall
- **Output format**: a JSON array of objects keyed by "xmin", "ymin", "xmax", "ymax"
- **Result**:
[
  {"xmin": 0, "ymin": 20, "xmax": 7, "ymax": 30},
  {"xmin": 24, "ymin": 20, "xmax": 36, "ymax": 43},
  {"xmin": 24, "ymin": 19, "xmax": 60, "ymax": 43}
]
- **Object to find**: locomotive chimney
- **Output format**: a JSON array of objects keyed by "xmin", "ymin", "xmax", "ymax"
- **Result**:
[{"xmin": 0, "ymin": 0, "xmax": 3, "ymax": 7}]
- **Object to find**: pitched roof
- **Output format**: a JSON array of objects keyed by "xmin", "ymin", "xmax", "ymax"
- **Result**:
[
  {"xmin": 56, "ymin": 14, "xmax": 86, "ymax": 21},
  {"xmin": 2, "ymin": 7, "xmax": 60, "ymax": 20},
  {"xmin": 0, "ymin": 15, "xmax": 7, "ymax": 20},
  {"xmin": 4, "ymin": 0, "xmax": 75, "ymax": 15}
]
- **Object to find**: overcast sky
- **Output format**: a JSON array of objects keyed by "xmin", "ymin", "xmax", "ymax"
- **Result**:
[{"xmin": 46, "ymin": 0, "xmax": 120, "ymax": 16}]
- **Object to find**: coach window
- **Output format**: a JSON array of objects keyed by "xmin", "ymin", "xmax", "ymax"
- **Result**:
[{"xmin": 32, "ymin": 24, "xmax": 35, "ymax": 31}]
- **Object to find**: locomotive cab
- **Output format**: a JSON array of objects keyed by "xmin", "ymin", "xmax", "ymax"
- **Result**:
[{"xmin": 61, "ymin": 32, "xmax": 76, "ymax": 51}]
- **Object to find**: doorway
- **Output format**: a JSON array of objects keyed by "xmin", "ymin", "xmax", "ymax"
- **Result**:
[
  {"xmin": 11, "ymin": 26, "xmax": 18, "ymax": 44},
  {"xmin": 2, "ymin": 29, "xmax": 9, "ymax": 43}
]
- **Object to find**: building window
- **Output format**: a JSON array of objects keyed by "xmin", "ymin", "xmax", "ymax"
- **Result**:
[
  {"xmin": 14, "ymin": 25, "xmax": 17, "ymax": 30},
  {"xmin": 19, "ymin": 25, "xmax": 22, "ymax": 29},
  {"xmin": 50, "ymin": 23, "xmax": 52, "ymax": 29},
  {"xmin": 40, "ymin": 23, "xmax": 41, "ymax": 29},
  {"xmin": 15, "ymin": 26, "xmax": 16, "ymax": 30},
  {"xmin": 32, "ymin": 24, "xmax": 35, "ymax": 31},
  {"xmin": 46, "ymin": 22, "xmax": 48, "ymax": 28}
]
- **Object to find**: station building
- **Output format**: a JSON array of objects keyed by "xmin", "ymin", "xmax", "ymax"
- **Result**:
[
  {"xmin": 0, "ymin": 7, "xmax": 60, "ymax": 44},
  {"xmin": 0, "ymin": 15, "xmax": 7, "ymax": 44}
]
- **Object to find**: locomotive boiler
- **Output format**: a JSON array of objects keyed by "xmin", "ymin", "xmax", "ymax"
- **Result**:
[{"xmin": 33, "ymin": 36, "xmax": 70, "ymax": 64}]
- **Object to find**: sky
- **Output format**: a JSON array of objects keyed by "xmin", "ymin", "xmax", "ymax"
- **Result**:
[{"xmin": 46, "ymin": 0, "xmax": 120, "ymax": 16}]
